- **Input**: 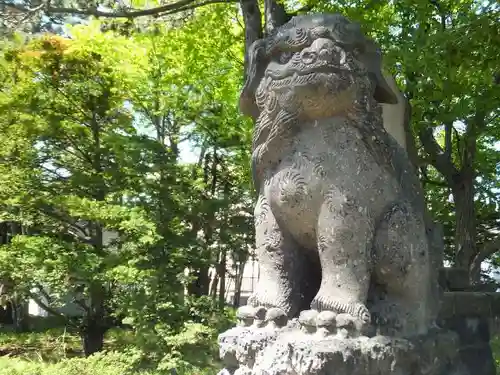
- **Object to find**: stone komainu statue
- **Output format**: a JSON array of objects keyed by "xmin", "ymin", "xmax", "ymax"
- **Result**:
[{"xmin": 239, "ymin": 13, "xmax": 440, "ymax": 337}]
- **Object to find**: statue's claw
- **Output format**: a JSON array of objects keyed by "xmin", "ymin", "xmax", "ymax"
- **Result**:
[{"xmin": 311, "ymin": 295, "xmax": 371, "ymax": 324}]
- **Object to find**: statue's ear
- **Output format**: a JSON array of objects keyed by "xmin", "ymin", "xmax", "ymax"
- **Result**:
[
  {"xmin": 372, "ymin": 72, "xmax": 399, "ymax": 104},
  {"xmin": 240, "ymin": 39, "xmax": 268, "ymax": 119},
  {"xmin": 358, "ymin": 41, "xmax": 399, "ymax": 105},
  {"xmin": 239, "ymin": 93, "xmax": 260, "ymax": 119}
]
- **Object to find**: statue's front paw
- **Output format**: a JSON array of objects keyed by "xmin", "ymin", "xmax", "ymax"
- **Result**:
[
  {"xmin": 334, "ymin": 313, "xmax": 358, "ymax": 338},
  {"xmin": 356, "ymin": 304, "xmax": 371, "ymax": 324},
  {"xmin": 265, "ymin": 307, "xmax": 288, "ymax": 329},
  {"xmin": 299, "ymin": 310, "xmax": 319, "ymax": 334},
  {"xmin": 236, "ymin": 305, "xmax": 268, "ymax": 328},
  {"xmin": 312, "ymin": 311, "xmax": 368, "ymax": 338},
  {"xmin": 311, "ymin": 295, "xmax": 371, "ymax": 324},
  {"xmin": 247, "ymin": 289, "xmax": 294, "ymax": 317}
]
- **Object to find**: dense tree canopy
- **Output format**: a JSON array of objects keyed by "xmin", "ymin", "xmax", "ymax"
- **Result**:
[{"xmin": 0, "ymin": 5, "xmax": 252, "ymax": 359}]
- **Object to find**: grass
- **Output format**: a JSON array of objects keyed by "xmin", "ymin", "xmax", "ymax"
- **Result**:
[
  {"xmin": 0, "ymin": 354, "xmax": 160, "ymax": 375},
  {"xmin": 0, "ymin": 324, "xmax": 221, "ymax": 374},
  {"xmin": 0, "ymin": 328, "xmax": 81, "ymax": 361},
  {"xmin": 0, "ymin": 327, "xmax": 135, "ymax": 362}
]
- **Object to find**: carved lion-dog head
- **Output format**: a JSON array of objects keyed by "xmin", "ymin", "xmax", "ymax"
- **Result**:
[{"xmin": 240, "ymin": 14, "xmax": 398, "ymax": 121}]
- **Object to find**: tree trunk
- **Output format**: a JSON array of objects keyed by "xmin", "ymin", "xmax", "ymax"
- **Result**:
[
  {"xmin": 0, "ymin": 302, "xmax": 13, "ymax": 325},
  {"xmin": 81, "ymin": 321, "xmax": 107, "ymax": 356},
  {"xmin": 263, "ymin": 0, "xmax": 290, "ymax": 36},
  {"xmin": 233, "ymin": 262, "xmax": 245, "ymax": 308},
  {"xmin": 188, "ymin": 266, "xmax": 210, "ymax": 297},
  {"xmin": 239, "ymin": 0, "xmax": 263, "ymax": 77},
  {"xmin": 12, "ymin": 299, "xmax": 28, "ymax": 332},
  {"xmin": 218, "ymin": 249, "xmax": 227, "ymax": 309},
  {"xmin": 210, "ymin": 270, "xmax": 219, "ymax": 299},
  {"xmin": 82, "ymin": 281, "xmax": 110, "ymax": 356},
  {"xmin": 453, "ymin": 173, "xmax": 477, "ymax": 269}
]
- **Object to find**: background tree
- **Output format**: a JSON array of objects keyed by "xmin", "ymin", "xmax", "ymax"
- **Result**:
[
  {"xmin": 0, "ymin": 1, "xmax": 498, "ymax": 373},
  {"xmin": 0, "ymin": 5, "xmax": 254, "ymax": 361},
  {"xmin": 0, "ymin": 31, "xmax": 162, "ymax": 355}
]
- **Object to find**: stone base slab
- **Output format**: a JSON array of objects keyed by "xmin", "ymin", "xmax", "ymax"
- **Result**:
[{"xmin": 218, "ymin": 325, "xmax": 470, "ymax": 375}]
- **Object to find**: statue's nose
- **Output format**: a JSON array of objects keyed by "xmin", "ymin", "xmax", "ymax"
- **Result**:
[
  {"xmin": 303, "ymin": 38, "xmax": 345, "ymax": 65},
  {"xmin": 299, "ymin": 38, "xmax": 336, "ymax": 64},
  {"xmin": 310, "ymin": 38, "xmax": 336, "ymax": 50}
]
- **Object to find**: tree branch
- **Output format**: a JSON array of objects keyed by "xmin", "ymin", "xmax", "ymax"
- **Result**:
[
  {"xmin": 4, "ymin": 0, "xmax": 237, "ymax": 19},
  {"xmin": 419, "ymin": 126, "xmax": 459, "ymax": 184},
  {"xmin": 421, "ymin": 178, "xmax": 448, "ymax": 188},
  {"xmin": 27, "ymin": 291, "xmax": 76, "ymax": 326},
  {"xmin": 452, "ymin": 126, "xmax": 462, "ymax": 163},
  {"xmin": 35, "ymin": 201, "xmax": 90, "ymax": 239},
  {"xmin": 470, "ymin": 235, "xmax": 500, "ymax": 282},
  {"xmin": 444, "ymin": 122, "xmax": 452, "ymax": 158},
  {"xmin": 72, "ymin": 297, "xmax": 91, "ymax": 314}
]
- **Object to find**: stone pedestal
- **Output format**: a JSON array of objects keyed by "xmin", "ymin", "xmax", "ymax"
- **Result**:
[{"xmin": 218, "ymin": 317, "xmax": 469, "ymax": 375}]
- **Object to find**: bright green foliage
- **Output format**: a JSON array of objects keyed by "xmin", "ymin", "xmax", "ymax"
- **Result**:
[
  {"xmin": 0, "ymin": 31, "xmax": 165, "ymax": 352},
  {"xmin": 117, "ymin": 5, "xmax": 254, "ymax": 308},
  {"xmin": 0, "ymin": 2, "xmax": 250, "ymax": 363},
  {"xmin": 0, "ymin": 325, "xmax": 223, "ymax": 375},
  {"xmin": 0, "ymin": 352, "xmax": 154, "ymax": 375}
]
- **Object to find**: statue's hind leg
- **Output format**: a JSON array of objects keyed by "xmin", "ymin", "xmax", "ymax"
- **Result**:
[
  {"xmin": 311, "ymin": 193, "xmax": 374, "ymax": 324},
  {"xmin": 247, "ymin": 194, "xmax": 304, "ymax": 318},
  {"xmin": 371, "ymin": 201, "xmax": 433, "ymax": 337}
]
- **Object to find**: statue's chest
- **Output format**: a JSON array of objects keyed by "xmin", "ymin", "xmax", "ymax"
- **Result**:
[
  {"xmin": 263, "ymin": 125, "xmax": 396, "ymax": 208},
  {"xmin": 266, "ymin": 166, "xmax": 311, "ymax": 211},
  {"xmin": 263, "ymin": 164, "xmax": 319, "ymax": 246}
]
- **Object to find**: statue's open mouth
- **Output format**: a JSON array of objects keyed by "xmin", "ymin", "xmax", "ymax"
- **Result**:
[
  {"xmin": 266, "ymin": 64, "xmax": 346, "ymax": 81},
  {"xmin": 266, "ymin": 71, "xmax": 336, "ymax": 90}
]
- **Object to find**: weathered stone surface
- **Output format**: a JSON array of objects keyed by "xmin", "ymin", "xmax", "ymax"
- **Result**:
[
  {"xmin": 439, "ymin": 292, "xmax": 500, "ymax": 318},
  {"xmin": 440, "ymin": 315, "xmax": 496, "ymax": 375},
  {"xmin": 218, "ymin": 326, "xmax": 468, "ymax": 375},
  {"xmin": 298, "ymin": 310, "xmax": 318, "ymax": 334},
  {"xmin": 438, "ymin": 268, "xmax": 470, "ymax": 291},
  {"xmin": 239, "ymin": 12, "xmax": 440, "ymax": 338},
  {"xmin": 380, "ymin": 72, "xmax": 407, "ymax": 151},
  {"xmin": 265, "ymin": 307, "xmax": 288, "ymax": 328},
  {"xmin": 459, "ymin": 346, "xmax": 496, "ymax": 375},
  {"xmin": 237, "ymin": 305, "xmax": 258, "ymax": 327}
]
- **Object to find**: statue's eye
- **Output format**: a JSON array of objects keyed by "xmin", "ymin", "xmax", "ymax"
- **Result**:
[{"xmin": 279, "ymin": 52, "xmax": 293, "ymax": 64}]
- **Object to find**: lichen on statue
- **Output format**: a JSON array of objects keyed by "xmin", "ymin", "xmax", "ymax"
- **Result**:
[{"xmin": 239, "ymin": 13, "xmax": 440, "ymax": 338}]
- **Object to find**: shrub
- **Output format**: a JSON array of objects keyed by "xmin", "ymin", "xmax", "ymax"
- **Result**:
[
  {"xmin": 0, "ymin": 348, "xmax": 220, "ymax": 375},
  {"xmin": 0, "ymin": 351, "xmax": 147, "ymax": 375}
]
